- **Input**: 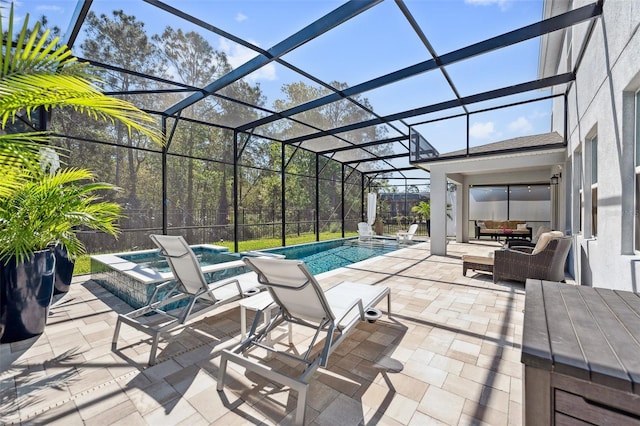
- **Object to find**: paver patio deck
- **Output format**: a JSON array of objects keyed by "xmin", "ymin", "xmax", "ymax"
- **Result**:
[{"xmin": 1, "ymin": 240, "xmax": 532, "ymax": 425}]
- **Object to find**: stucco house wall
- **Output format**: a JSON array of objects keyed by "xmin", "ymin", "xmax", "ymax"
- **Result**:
[{"xmin": 547, "ymin": 0, "xmax": 640, "ymax": 290}]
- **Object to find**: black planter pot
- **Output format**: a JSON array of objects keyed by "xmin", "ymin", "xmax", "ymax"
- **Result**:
[
  {"xmin": 0, "ymin": 249, "xmax": 56, "ymax": 343},
  {"xmin": 54, "ymin": 245, "xmax": 75, "ymax": 294}
]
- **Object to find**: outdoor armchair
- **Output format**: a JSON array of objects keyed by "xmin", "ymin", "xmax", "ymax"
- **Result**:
[
  {"xmin": 358, "ymin": 221, "xmax": 374, "ymax": 241},
  {"xmin": 493, "ymin": 232, "xmax": 571, "ymax": 283},
  {"xmin": 396, "ymin": 223, "xmax": 419, "ymax": 242}
]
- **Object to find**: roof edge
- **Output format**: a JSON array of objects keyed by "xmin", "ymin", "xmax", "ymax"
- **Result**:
[
  {"xmin": 538, "ymin": 0, "xmax": 572, "ymax": 79},
  {"xmin": 412, "ymin": 144, "xmax": 567, "ymax": 168}
]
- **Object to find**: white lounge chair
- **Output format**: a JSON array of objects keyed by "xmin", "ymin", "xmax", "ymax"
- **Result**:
[
  {"xmin": 112, "ymin": 234, "xmax": 256, "ymax": 365},
  {"xmin": 396, "ymin": 223, "xmax": 419, "ymax": 242},
  {"xmin": 358, "ymin": 221, "xmax": 374, "ymax": 241},
  {"xmin": 217, "ymin": 256, "xmax": 391, "ymax": 426}
]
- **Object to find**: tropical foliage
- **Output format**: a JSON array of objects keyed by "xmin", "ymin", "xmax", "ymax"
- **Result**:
[
  {"xmin": 411, "ymin": 201, "xmax": 431, "ymax": 220},
  {"xmin": 411, "ymin": 200, "xmax": 453, "ymax": 220},
  {"xmin": 0, "ymin": 3, "xmax": 163, "ymax": 261},
  {"xmin": 0, "ymin": 168, "xmax": 123, "ymax": 262}
]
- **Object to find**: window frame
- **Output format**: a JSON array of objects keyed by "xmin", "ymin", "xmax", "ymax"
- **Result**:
[
  {"xmin": 590, "ymin": 135, "xmax": 598, "ymax": 237},
  {"xmin": 635, "ymin": 91, "xmax": 640, "ymax": 252}
]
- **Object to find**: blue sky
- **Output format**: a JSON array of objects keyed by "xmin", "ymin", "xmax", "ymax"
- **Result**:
[{"xmin": 14, "ymin": 0, "xmax": 551, "ymax": 176}]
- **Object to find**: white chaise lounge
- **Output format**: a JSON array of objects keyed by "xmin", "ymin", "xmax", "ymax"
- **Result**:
[{"xmin": 217, "ymin": 256, "xmax": 391, "ymax": 425}]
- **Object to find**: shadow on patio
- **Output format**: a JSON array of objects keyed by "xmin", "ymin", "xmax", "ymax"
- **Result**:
[{"xmin": 1, "ymin": 241, "xmax": 526, "ymax": 425}]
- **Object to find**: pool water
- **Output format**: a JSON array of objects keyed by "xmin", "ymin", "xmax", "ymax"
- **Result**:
[
  {"xmin": 120, "ymin": 247, "xmax": 240, "ymax": 273},
  {"xmin": 265, "ymin": 238, "xmax": 403, "ymax": 275}
]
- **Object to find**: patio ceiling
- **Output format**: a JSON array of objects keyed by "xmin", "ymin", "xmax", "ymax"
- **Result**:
[{"xmin": 34, "ymin": 0, "xmax": 601, "ymax": 181}]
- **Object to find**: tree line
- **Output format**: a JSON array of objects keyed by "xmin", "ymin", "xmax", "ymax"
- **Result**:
[{"xmin": 46, "ymin": 9, "xmax": 392, "ymax": 251}]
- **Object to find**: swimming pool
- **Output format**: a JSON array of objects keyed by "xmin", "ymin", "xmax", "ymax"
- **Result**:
[
  {"xmin": 265, "ymin": 238, "xmax": 404, "ymax": 275},
  {"xmin": 91, "ymin": 238, "xmax": 406, "ymax": 308}
]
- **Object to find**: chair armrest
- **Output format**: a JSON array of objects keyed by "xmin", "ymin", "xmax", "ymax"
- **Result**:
[
  {"xmin": 148, "ymin": 280, "xmax": 180, "ymax": 304},
  {"xmin": 494, "ymin": 248, "xmax": 531, "ymax": 263},
  {"xmin": 200, "ymin": 277, "xmax": 243, "ymax": 302},
  {"xmin": 335, "ymin": 298, "xmax": 365, "ymax": 328},
  {"xmin": 506, "ymin": 240, "xmax": 535, "ymax": 249},
  {"xmin": 510, "ymin": 246, "xmax": 534, "ymax": 253}
]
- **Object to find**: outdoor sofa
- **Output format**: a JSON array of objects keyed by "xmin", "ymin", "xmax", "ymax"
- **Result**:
[{"xmin": 475, "ymin": 220, "xmax": 532, "ymax": 240}]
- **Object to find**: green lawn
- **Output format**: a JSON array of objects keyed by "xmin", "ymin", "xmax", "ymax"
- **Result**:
[
  {"xmin": 73, "ymin": 231, "xmax": 358, "ymax": 275},
  {"xmin": 74, "ymin": 255, "xmax": 93, "ymax": 276}
]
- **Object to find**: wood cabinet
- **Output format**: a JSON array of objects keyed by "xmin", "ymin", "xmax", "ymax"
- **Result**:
[{"xmin": 522, "ymin": 280, "xmax": 640, "ymax": 425}]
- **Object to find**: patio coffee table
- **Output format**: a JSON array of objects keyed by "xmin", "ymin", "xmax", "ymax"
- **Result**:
[
  {"xmin": 239, "ymin": 291, "xmax": 292, "ymax": 346},
  {"xmin": 462, "ymin": 255, "xmax": 494, "ymax": 276}
]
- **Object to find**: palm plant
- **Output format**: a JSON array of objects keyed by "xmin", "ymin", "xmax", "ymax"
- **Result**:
[
  {"xmin": 411, "ymin": 201, "xmax": 431, "ymax": 221},
  {"xmin": 0, "ymin": 168, "xmax": 123, "ymax": 262},
  {"xmin": 411, "ymin": 200, "xmax": 453, "ymax": 221},
  {"xmin": 0, "ymin": 3, "xmax": 163, "ymax": 262}
]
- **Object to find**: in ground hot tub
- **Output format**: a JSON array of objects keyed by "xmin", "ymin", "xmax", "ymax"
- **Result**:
[{"xmin": 91, "ymin": 245, "xmax": 249, "ymax": 308}]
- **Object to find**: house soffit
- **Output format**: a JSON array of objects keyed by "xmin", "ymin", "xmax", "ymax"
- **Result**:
[{"xmin": 415, "ymin": 146, "xmax": 567, "ymax": 176}]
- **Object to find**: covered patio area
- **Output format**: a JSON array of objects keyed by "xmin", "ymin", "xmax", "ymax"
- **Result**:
[{"xmin": 1, "ymin": 241, "xmax": 528, "ymax": 425}]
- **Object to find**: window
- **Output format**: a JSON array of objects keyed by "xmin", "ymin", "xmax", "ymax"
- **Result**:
[
  {"xmin": 469, "ymin": 185, "xmax": 551, "ymax": 237},
  {"xmin": 635, "ymin": 91, "xmax": 640, "ymax": 251},
  {"xmin": 574, "ymin": 148, "xmax": 583, "ymax": 235},
  {"xmin": 469, "ymin": 186, "xmax": 508, "ymax": 223},
  {"xmin": 579, "ymin": 133, "xmax": 596, "ymax": 238},
  {"xmin": 591, "ymin": 136, "xmax": 598, "ymax": 236}
]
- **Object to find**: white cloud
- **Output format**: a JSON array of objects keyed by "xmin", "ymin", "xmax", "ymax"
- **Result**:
[
  {"xmin": 235, "ymin": 12, "xmax": 247, "ymax": 23},
  {"xmin": 219, "ymin": 38, "xmax": 277, "ymax": 82},
  {"xmin": 470, "ymin": 121, "xmax": 496, "ymax": 139},
  {"xmin": 508, "ymin": 116, "xmax": 533, "ymax": 133},
  {"xmin": 36, "ymin": 5, "xmax": 64, "ymax": 13},
  {"xmin": 465, "ymin": 0, "xmax": 510, "ymax": 11},
  {"xmin": 529, "ymin": 109, "xmax": 549, "ymax": 120}
]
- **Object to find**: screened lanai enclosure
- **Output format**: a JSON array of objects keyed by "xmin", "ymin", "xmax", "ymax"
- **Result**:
[{"xmin": 18, "ymin": 0, "xmax": 602, "ymax": 254}]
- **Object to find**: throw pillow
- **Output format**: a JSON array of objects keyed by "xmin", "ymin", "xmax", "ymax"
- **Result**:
[
  {"xmin": 532, "ymin": 231, "xmax": 564, "ymax": 254},
  {"xmin": 477, "ymin": 221, "xmax": 485, "ymax": 228},
  {"xmin": 517, "ymin": 223, "xmax": 528, "ymax": 230}
]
